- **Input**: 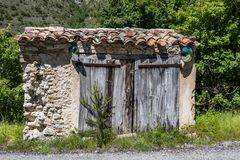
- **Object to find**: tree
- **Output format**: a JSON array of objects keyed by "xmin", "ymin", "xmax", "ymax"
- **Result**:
[
  {"xmin": 80, "ymin": 82, "xmax": 112, "ymax": 148},
  {"xmin": 100, "ymin": 0, "xmax": 194, "ymax": 28},
  {"xmin": 172, "ymin": 0, "xmax": 240, "ymax": 112},
  {"xmin": 0, "ymin": 27, "xmax": 23, "ymax": 122}
]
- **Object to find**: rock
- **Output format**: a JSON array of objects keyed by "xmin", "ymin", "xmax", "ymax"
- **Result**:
[
  {"xmin": 54, "ymin": 105, "xmax": 61, "ymax": 109},
  {"xmin": 25, "ymin": 65, "xmax": 37, "ymax": 73},
  {"xmin": 23, "ymin": 134, "xmax": 30, "ymax": 140},
  {"xmin": 23, "ymin": 103, "xmax": 33, "ymax": 108},
  {"xmin": 24, "ymin": 94, "xmax": 32, "ymax": 102},
  {"xmin": 39, "ymin": 70, "xmax": 44, "ymax": 76},
  {"xmin": 29, "ymin": 72, "xmax": 35, "ymax": 77},
  {"xmin": 44, "ymin": 64, "xmax": 52, "ymax": 68},
  {"xmin": 36, "ymin": 105, "xmax": 43, "ymax": 111},
  {"xmin": 28, "ymin": 121, "xmax": 39, "ymax": 127},
  {"xmin": 41, "ymin": 97, "xmax": 48, "ymax": 104},
  {"xmin": 52, "ymin": 119, "xmax": 64, "ymax": 125},
  {"xmin": 36, "ymin": 88, "xmax": 44, "ymax": 96},
  {"xmin": 43, "ymin": 84, "xmax": 49, "ymax": 90},
  {"xmin": 48, "ymin": 82, "xmax": 54, "ymax": 86},
  {"xmin": 47, "ymin": 89, "xmax": 54, "ymax": 94},
  {"xmin": 23, "ymin": 73, "xmax": 29, "ymax": 81},
  {"xmin": 23, "ymin": 112, "xmax": 31, "ymax": 117},
  {"xmin": 32, "ymin": 129, "xmax": 40, "ymax": 139},
  {"xmin": 46, "ymin": 75, "xmax": 52, "ymax": 80},
  {"xmin": 32, "ymin": 111, "xmax": 46, "ymax": 121},
  {"xmin": 56, "ymin": 132, "xmax": 65, "ymax": 136},
  {"xmin": 30, "ymin": 77, "xmax": 36, "ymax": 82},
  {"xmin": 54, "ymin": 123, "xmax": 64, "ymax": 129},
  {"xmin": 24, "ymin": 103, "xmax": 34, "ymax": 112},
  {"xmin": 43, "ymin": 118, "xmax": 51, "ymax": 126},
  {"xmin": 23, "ymin": 126, "xmax": 30, "ymax": 134},
  {"xmin": 49, "ymin": 108, "xmax": 57, "ymax": 113},
  {"xmin": 53, "ymin": 113, "xmax": 61, "ymax": 120},
  {"xmin": 43, "ymin": 127, "xmax": 55, "ymax": 136},
  {"xmin": 43, "ymin": 106, "xmax": 48, "ymax": 114},
  {"xmin": 57, "ymin": 109, "xmax": 62, "ymax": 114},
  {"xmin": 47, "ymin": 112, "xmax": 53, "ymax": 117}
]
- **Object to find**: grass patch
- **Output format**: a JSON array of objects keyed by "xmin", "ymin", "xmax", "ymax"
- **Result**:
[
  {"xmin": 0, "ymin": 122, "xmax": 23, "ymax": 146},
  {"xmin": 195, "ymin": 111, "xmax": 240, "ymax": 142},
  {"xmin": 5, "ymin": 135, "xmax": 97, "ymax": 154},
  {"xmin": 1, "ymin": 111, "xmax": 240, "ymax": 153},
  {"xmin": 105, "ymin": 129, "xmax": 190, "ymax": 151}
]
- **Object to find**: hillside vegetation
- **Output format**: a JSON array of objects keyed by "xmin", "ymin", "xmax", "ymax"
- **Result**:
[{"xmin": 0, "ymin": 0, "xmax": 106, "ymax": 32}]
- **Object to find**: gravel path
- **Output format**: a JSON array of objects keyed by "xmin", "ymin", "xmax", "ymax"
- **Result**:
[{"xmin": 1, "ymin": 142, "xmax": 240, "ymax": 160}]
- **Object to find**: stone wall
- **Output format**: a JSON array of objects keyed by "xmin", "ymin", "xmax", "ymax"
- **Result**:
[{"xmin": 20, "ymin": 43, "xmax": 80, "ymax": 140}]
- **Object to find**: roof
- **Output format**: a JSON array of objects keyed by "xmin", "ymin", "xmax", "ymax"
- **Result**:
[{"xmin": 17, "ymin": 27, "xmax": 198, "ymax": 48}]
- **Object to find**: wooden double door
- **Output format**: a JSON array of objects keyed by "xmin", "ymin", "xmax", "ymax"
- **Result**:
[{"xmin": 79, "ymin": 55, "xmax": 180, "ymax": 133}]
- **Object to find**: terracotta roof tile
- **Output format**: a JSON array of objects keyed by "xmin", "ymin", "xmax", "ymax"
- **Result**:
[{"xmin": 17, "ymin": 27, "xmax": 198, "ymax": 49}]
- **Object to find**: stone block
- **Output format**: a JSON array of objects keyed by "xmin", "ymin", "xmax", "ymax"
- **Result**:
[
  {"xmin": 25, "ymin": 65, "xmax": 38, "ymax": 73},
  {"xmin": 53, "ymin": 113, "xmax": 61, "ymax": 120},
  {"xmin": 28, "ymin": 121, "xmax": 40, "ymax": 127},
  {"xmin": 43, "ymin": 118, "xmax": 51, "ymax": 126},
  {"xmin": 43, "ymin": 106, "xmax": 48, "ymax": 114},
  {"xmin": 32, "ymin": 129, "xmax": 40, "ymax": 139},
  {"xmin": 43, "ymin": 127, "xmax": 56, "ymax": 136},
  {"xmin": 23, "ymin": 103, "xmax": 33, "ymax": 108},
  {"xmin": 36, "ymin": 105, "xmax": 43, "ymax": 110}
]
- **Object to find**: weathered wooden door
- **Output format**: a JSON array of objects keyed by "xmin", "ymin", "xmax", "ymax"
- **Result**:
[
  {"xmin": 134, "ymin": 56, "xmax": 180, "ymax": 131},
  {"xmin": 79, "ymin": 55, "xmax": 134, "ymax": 133},
  {"xmin": 79, "ymin": 55, "xmax": 180, "ymax": 133}
]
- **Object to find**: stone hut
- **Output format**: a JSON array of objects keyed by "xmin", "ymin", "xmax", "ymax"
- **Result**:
[{"xmin": 17, "ymin": 27, "xmax": 198, "ymax": 140}]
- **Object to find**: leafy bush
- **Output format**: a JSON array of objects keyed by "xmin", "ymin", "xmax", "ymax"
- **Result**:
[
  {"xmin": 172, "ymin": 0, "xmax": 240, "ymax": 112},
  {"xmin": 0, "ymin": 27, "xmax": 23, "ymax": 122},
  {"xmin": 80, "ymin": 82, "xmax": 113, "ymax": 148}
]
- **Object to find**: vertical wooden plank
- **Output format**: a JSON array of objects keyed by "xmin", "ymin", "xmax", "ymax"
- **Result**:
[
  {"xmin": 134, "ymin": 56, "xmax": 180, "ymax": 132},
  {"xmin": 111, "ymin": 60, "xmax": 134, "ymax": 134},
  {"xmin": 79, "ymin": 56, "xmax": 108, "ymax": 131}
]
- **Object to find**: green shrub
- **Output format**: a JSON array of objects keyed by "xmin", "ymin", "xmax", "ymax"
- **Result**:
[
  {"xmin": 172, "ymin": 0, "xmax": 240, "ymax": 112},
  {"xmin": 0, "ymin": 27, "xmax": 23, "ymax": 122},
  {"xmin": 80, "ymin": 82, "xmax": 113, "ymax": 148}
]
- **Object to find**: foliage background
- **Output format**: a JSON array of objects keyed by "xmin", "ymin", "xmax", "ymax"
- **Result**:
[
  {"xmin": 0, "ymin": 27, "xmax": 23, "ymax": 122},
  {"xmin": 0, "ymin": 0, "xmax": 239, "ymax": 122}
]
